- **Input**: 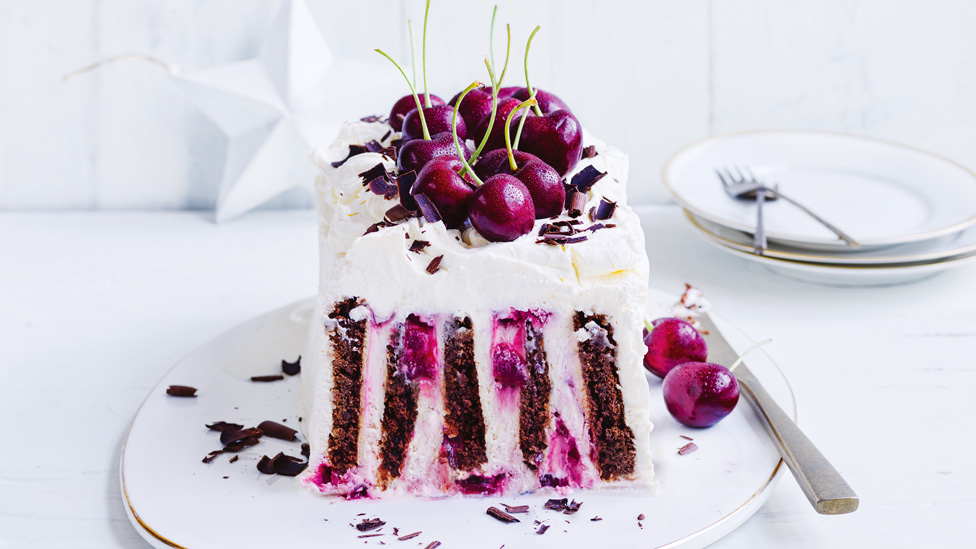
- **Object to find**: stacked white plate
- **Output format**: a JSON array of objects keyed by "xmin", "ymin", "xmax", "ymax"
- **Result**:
[{"xmin": 663, "ymin": 130, "xmax": 976, "ymax": 285}]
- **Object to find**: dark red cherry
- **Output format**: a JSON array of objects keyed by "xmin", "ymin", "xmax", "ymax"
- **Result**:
[
  {"xmin": 496, "ymin": 86, "xmax": 521, "ymax": 101},
  {"xmin": 398, "ymin": 132, "xmax": 471, "ymax": 174},
  {"xmin": 642, "ymin": 317, "xmax": 709, "ymax": 379},
  {"xmin": 473, "ymin": 149, "xmax": 541, "ymax": 181},
  {"xmin": 402, "ymin": 105, "xmax": 467, "ymax": 143},
  {"xmin": 471, "ymin": 97, "xmax": 523, "ymax": 151},
  {"xmin": 514, "ymin": 160, "xmax": 565, "ymax": 218},
  {"xmin": 389, "ymin": 94, "xmax": 444, "ymax": 132},
  {"xmin": 512, "ymin": 87, "xmax": 571, "ymax": 115},
  {"xmin": 662, "ymin": 362, "xmax": 739, "ymax": 428},
  {"xmin": 449, "ymin": 88, "xmax": 494, "ymax": 134},
  {"xmin": 468, "ymin": 174, "xmax": 536, "ymax": 242},
  {"xmin": 412, "ymin": 156, "xmax": 476, "ymax": 229},
  {"xmin": 517, "ymin": 110, "xmax": 583, "ymax": 176}
]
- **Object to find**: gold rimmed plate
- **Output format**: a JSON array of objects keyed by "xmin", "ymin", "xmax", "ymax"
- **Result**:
[{"xmin": 121, "ymin": 293, "xmax": 795, "ymax": 548}]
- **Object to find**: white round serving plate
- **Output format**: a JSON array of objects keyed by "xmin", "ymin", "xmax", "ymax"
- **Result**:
[
  {"xmin": 686, "ymin": 211, "xmax": 976, "ymax": 286},
  {"xmin": 663, "ymin": 130, "xmax": 976, "ymax": 251},
  {"xmin": 687, "ymin": 211, "xmax": 976, "ymax": 266},
  {"xmin": 122, "ymin": 291, "xmax": 794, "ymax": 549}
]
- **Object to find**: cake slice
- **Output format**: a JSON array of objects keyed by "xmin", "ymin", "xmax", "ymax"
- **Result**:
[{"xmin": 298, "ymin": 117, "xmax": 654, "ymax": 498}]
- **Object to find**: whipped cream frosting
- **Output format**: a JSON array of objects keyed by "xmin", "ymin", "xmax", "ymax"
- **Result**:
[{"xmin": 300, "ymin": 120, "xmax": 654, "ymax": 495}]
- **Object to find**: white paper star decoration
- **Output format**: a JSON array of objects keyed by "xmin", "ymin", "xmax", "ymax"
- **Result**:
[{"xmin": 173, "ymin": 0, "xmax": 335, "ymax": 222}]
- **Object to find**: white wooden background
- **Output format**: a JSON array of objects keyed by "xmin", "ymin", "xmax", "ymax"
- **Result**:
[{"xmin": 2, "ymin": 0, "xmax": 976, "ymax": 210}]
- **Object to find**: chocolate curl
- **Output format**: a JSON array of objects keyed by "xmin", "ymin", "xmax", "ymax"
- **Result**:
[
  {"xmin": 595, "ymin": 197, "xmax": 617, "ymax": 220},
  {"xmin": 414, "ymin": 193, "xmax": 443, "ymax": 223},
  {"xmin": 568, "ymin": 191, "xmax": 586, "ymax": 218},
  {"xmin": 570, "ymin": 165, "xmax": 607, "ymax": 193}
]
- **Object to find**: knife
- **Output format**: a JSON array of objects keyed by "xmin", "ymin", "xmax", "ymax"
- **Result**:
[{"xmin": 698, "ymin": 313, "xmax": 859, "ymax": 515}]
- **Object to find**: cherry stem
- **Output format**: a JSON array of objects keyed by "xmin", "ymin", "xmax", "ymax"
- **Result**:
[
  {"xmin": 454, "ymin": 81, "xmax": 487, "ymax": 186},
  {"xmin": 408, "ymin": 19, "xmax": 416, "ymax": 88},
  {"xmin": 422, "ymin": 0, "xmax": 431, "ymax": 108},
  {"xmin": 489, "ymin": 6, "xmax": 498, "ymax": 80},
  {"xmin": 512, "ymin": 89, "xmax": 532, "ymax": 149},
  {"xmin": 498, "ymin": 24, "xmax": 511, "ymax": 87},
  {"xmin": 505, "ymin": 98, "xmax": 538, "ymax": 172},
  {"xmin": 523, "ymin": 25, "xmax": 543, "ymax": 116},
  {"xmin": 644, "ymin": 319, "xmax": 654, "ymax": 332},
  {"xmin": 375, "ymin": 49, "xmax": 430, "ymax": 140},
  {"xmin": 469, "ymin": 58, "xmax": 498, "ymax": 165},
  {"xmin": 728, "ymin": 338, "xmax": 773, "ymax": 373}
]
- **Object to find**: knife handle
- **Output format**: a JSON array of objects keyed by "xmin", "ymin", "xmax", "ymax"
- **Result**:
[{"xmin": 737, "ymin": 373, "xmax": 859, "ymax": 514}]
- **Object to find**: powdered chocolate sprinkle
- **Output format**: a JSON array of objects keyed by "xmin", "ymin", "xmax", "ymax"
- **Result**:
[
  {"xmin": 414, "ymin": 193, "xmax": 442, "ymax": 223},
  {"xmin": 250, "ymin": 374, "xmax": 284, "ymax": 382},
  {"xmin": 487, "ymin": 506, "xmax": 520, "ymax": 523},
  {"xmin": 166, "ymin": 385, "xmax": 197, "ymax": 397},
  {"xmin": 384, "ymin": 204, "xmax": 414, "ymax": 223},
  {"xmin": 595, "ymin": 198, "xmax": 617, "ymax": 220},
  {"xmin": 398, "ymin": 531, "xmax": 421, "ymax": 541},
  {"xmin": 570, "ymin": 165, "xmax": 607, "ymax": 193},
  {"xmin": 281, "ymin": 356, "xmax": 301, "ymax": 376},
  {"xmin": 257, "ymin": 420, "xmax": 297, "ymax": 441},
  {"xmin": 426, "ymin": 255, "xmax": 443, "ymax": 274},
  {"xmin": 409, "ymin": 240, "xmax": 431, "ymax": 253},
  {"xmin": 678, "ymin": 442, "xmax": 699, "ymax": 455},
  {"xmin": 355, "ymin": 518, "xmax": 386, "ymax": 532}
]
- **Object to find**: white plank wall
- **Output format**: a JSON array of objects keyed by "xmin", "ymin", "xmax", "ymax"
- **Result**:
[{"xmin": 1, "ymin": 0, "xmax": 975, "ymax": 211}]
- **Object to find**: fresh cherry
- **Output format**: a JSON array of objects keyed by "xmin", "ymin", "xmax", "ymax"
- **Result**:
[
  {"xmin": 471, "ymin": 97, "xmax": 523, "ymax": 151},
  {"xmin": 496, "ymin": 86, "xmax": 521, "ymax": 101},
  {"xmin": 468, "ymin": 174, "xmax": 536, "ymax": 242},
  {"xmin": 514, "ymin": 160, "xmax": 564, "ymax": 218},
  {"xmin": 449, "ymin": 88, "xmax": 494, "ymax": 133},
  {"xmin": 662, "ymin": 362, "xmax": 739, "ymax": 428},
  {"xmin": 398, "ymin": 132, "xmax": 471, "ymax": 174},
  {"xmin": 473, "ymin": 149, "xmax": 541, "ymax": 180},
  {"xmin": 411, "ymin": 155, "xmax": 475, "ymax": 229},
  {"xmin": 402, "ymin": 104, "xmax": 467, "ymax": 143},
  {"xmin": 642, "ymin": 317, "xmax": 709, "ymax": 378},
  {"xmin": 389, "ymin": 93, "xmax": 443, "ymax": 132},
  {"xmin": 516, "ymin": 110, "xmax": 583, "ymax": 176},
  {"xmin": 512, "ymin": 87, "xmax": 571, "ymax": 115}
]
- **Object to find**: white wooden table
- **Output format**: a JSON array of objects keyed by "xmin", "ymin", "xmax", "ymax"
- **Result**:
[{"xmin": 2, "ymin": 207, "xmax": 972, "ymax": 547}]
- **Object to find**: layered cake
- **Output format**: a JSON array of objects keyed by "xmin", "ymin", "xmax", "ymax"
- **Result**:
[{"xmin": 298, "ymin": 10, "xmax": 653, "ymax": 498}]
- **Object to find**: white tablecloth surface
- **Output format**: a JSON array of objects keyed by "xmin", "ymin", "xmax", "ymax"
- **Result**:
[{"xmin": 2, "ymin": 207, "xmax": 972, "ymax": 548}]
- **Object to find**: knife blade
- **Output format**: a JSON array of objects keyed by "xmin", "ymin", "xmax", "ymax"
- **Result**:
[{"xmin": 698, "ymin": 312, "xmax": 859, "ymax": 515}]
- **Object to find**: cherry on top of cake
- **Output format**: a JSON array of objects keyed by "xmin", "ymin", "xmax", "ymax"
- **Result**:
[{"xmin": 355, "ymin": 4, "xmax": 600, "ymax": 244}]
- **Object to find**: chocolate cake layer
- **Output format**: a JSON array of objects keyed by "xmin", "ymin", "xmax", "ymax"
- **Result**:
[
  {"xmin": 574, "ymin": 312, "xmax": 636, "ymax": 479},
  {"xmin": 442, "ymin": 317, "xmax": 488, "ymax": 471},
  {"xmin": 519, "ymin": 318, "xmax": 552, "ymax": 470},
  {"xmin": 326, "ymin": 298, "xmax": 367, "ymax": 474},
  {"xmin": 376, "ymin": 322, "xmax": 420, "ymax": 485}
]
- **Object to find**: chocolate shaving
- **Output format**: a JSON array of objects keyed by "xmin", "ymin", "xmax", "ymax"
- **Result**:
[
  {"xmin": 544, "ymin": 498, "xmax": 568, "ymax": 511},
  {"xmin": 358, "ymin": 533, "xmax": 384, "ymax": 539},
  {"xmin": 486, "ymin": 506, "xmax": 520, "ymax": 523},
  {"xmin": 678, "ymin": 442, "xmax": 699, "ymax": 455},
  {"xmin": 570, "ymin": 165, "xmax": 607, "ymax": 193},
  {"xmin": 301, "ymin": 443, "xmax": 310, "ymax": 458},
  {"xmin": 398, "ymin": 531, "xmax": 421, "ymax": 541},
  {"xmin": 426, "ymin": 255, "xmax": 443, "ymax": 274},
  {"xmin": 369, "ymin": 176, "xmax": 399, "ymax": 199},
  {"xmin": 331, "ymin": 144, "xmax": 368, "ymax": 168},
  {"xmin": 588, "ymin": 206, "xmax": 597, "ymax": 222},
  {"xmin": 363, "ymin": 139, "xmax": 384, "ymax": 153},
  {"xmin": 680, "ymin": 435, "xmax": 694, "ymax": 441},
  {"xmin": 206, "ymin": 421, "xmax": 243, "ymax": 433},
  {"xmin": 355, "ymin": 518, "xmax": 386, "ymax": 532},
  {"xmin": 395, "ymin": 171, "xmax": 418, "ymax": 211},
  {"xmin": 536, "ymin": 524, "xmax": 550, "ymax": 535},
  {"xmin": 501, "ymin": 504, "xmax": 529, "ymax": 514},
  {"xmin": 563, "ymin": 500, "xmax": 582, "ymax": 515},
  {"xmin": 360, "ymin": 115, "xmax": 383, "ymax": 123},
  {"xmin": 166, "ymin": 385, "xmax": 197, "ymax": 397},
  {"xmin": 229, "ymin": 455, "xmax": 239, "ymax": 463},
  {"xmin": 590, "ymin": 516, "xmax": 603, "ymax": 522},
  {"xmin": 637, "ymin": 513, "xmax": 646, "ymax": 521},
  {"xmin": 364, "ymin": 221, "xmax": 393, "ymax": 235},
  {"xmin": 582, "ymin": 145, "xmax": 598, "ymax": 159},
  {"xmin": 257, "ymin": 420, "xmax": 297, "ymax": 441},
  {"xmin": 424, "ymin": 542, "xmax": 441, "ymax": 549},
  {"xmin": 358, "ymin": 163, "xmax": 389, "ymax": 186},
  {"xmin": 414, "ymin": 193, "xmax": 442, "ymax": 223},
  {"xmin": 281, "ymin": 356, "xmax": 301, "ymax": 375},
  {"xmin": 269, "ymin": 452, "xmax": 308, "ymax": 476},
  {"xmin": 408, "ymin": 240, "xmax": 431, "ymax": 253},
  {"xmin": 220, "ymin": 427, "xmax": 263, "ymax": 446},
  {"xmin": 381, "ymin": 129, "xmax": 392, "ymax": 142},
  {"xmin": 384, "ymin": 204, "xmax": 413, "ymax": 223},
  {"xmin": 250, "ymin": 375, "xmax": 284, "ymax": 382},
  {"xmin": 256, "ymin": 455, "xmax": 275, "ymax": 474},
  {"xmin": 595, "ymin": 198, "xmax": 617, "ymax": 220},
  {"xmin": 202, "ymin": 450, "xmax": 223, "ymax": 464},
  {"xmin": 568, "ymin": 191, "xmax": 586, "ymax": 218}
]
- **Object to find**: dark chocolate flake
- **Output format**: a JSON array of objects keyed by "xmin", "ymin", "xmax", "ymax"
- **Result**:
[
  {"xmin": 360, "ymin": 115, "xmax": 383, "ymax": 123},
  {"xmin": 257, "ymin": 420, "xmax": 297, "ymax": 441},
  {"xmin": 331, "ymin": 144, "xmax": 368, "ymax": 168},
  {"xmin": 637, "ymin": 513, "xmax": 646, "ymax": 521},
  {"xmin": 414, "ymin": 193, "xmax": 442, "ymax": 223},
  {"xmin": 363, "ymin": 139, "xmax": 384, "ymax": 153},
  {"xmin": 408, "ymin": 239, "xmax": 431, "ymax": 253},
  {"xmin": 582, "ymin": 145, "xmax": 598, "ymax": 159},
  {"xmin": 364, "ymin": 221, "xmax": 393, "ymax": 235},
  {"xmin": 355, "ymin": 518, "xmax": 386, "ymax": 532},
  {"xmin": 501, "ymin": 504, "xmax": 529, "ymax": 514},
  {"xmin": 536, "ymin": 524, "xmax": 550, "ymax": 535},
  {"xmin": 563, "ymin": 500, "xmax": 582, "ymax": 515},
  {"xmin": 301, "ymin": 443, "xmax": 310, "ymax": 458},
  {"xmin": 680, "ymin": 435, "xmax": 694, "ymax": 441},
  {"xmin": 220, "ymin": 427, "xmax": 264, "ymax": 448},
  {"xmin": 269, "ymin": 452, "xmax": 308, "ymax": 477},
  {"xmin": 229, "ymin": 455, "xmax": 239, "ymax": 463},
  {"xmin": 358, "ymin": 163, "xmax": 389, "ymax": 186},
  {"xmin": 369, "ymin": 176, "xmax": 399, "ymax": 199},
  {"xmin": 383, "ymin": 204, "xmax": 413, "ymax": 223},
  {"xmin": 398, "ymin": 531, "xmax": 421, "ymax": 541},
  {"xmin": 424, "ymin": 542, "xmax": 441, "ymax": 549},
  {"xmin": 395, "ymin": 171, "xmax": 418, "ymax": 210},
  {"xmin": 206, "ymin": 421, "xmax": 243, "ymax": 433},
  {"xmin": 678, "ymin": 442, "xmax": 699, "ymax": 455},
  {"xmin": 256, "ymin": 455, "xmax": 275, "ymax": 474},
  {"xmin": 250, "ymin": 375, "xmax": 284, "ymax": 382},
  {"xmin": 358, "ymin": 533, "xmax": 384, "ymax": 539},
  {"xmin": 281, "ymin": 356, "xmax": 301, "ymax": 376},
  {"xmin": 568, "ymin": 191, "xmax": 586, "ymax": 218},
  {"xmin": 595, "ymin": 197, "xmax": 617, "ymax": 220},
  {"xmin": 570, "ymin": 165, "xmax": 607, "ymax": 193},
  {"xmin": 166, "ymin": 385, "xmax": 197, "ymax": 397},
  {"xmin": 202, "ymin": 450, "xmax": 224, "ymax": 464},
  {"xmin": 487, "ymin": 506, "xmax": 520, "ymax": 523},
  {"xmin": 590, "ymin": 516, "xmax": 603, "ymax": 522},
  {"xmin": 426, "ymin": 255, "xmax": 444, "ymax": 275},
  {"xmin": 544, "ymin": 498, "xmax": 568, "ymax": 511}
]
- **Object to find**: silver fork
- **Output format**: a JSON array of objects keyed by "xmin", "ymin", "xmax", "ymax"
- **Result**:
[{"xmin": 716, "ymin": 167, "xmax": 860, "ymax": 253}]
